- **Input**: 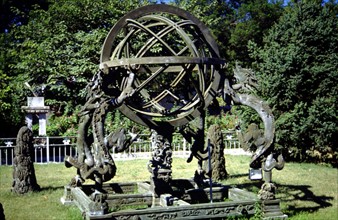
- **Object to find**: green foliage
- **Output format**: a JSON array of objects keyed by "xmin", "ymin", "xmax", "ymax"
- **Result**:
[
  {"xmin": 173, "ymin": 0, "xmax": 233, "ymax": 59},
  {"xmin": 46, "ymin": 112, "xmax": 79, "ymax": 137},
  {"xmin": 249, "ymin": 1, "xmax": 338, "ymax": 164},
  {"xmin": 206, "ymin": 107, "xmax": 240, "ymax": 132},
  {"xmin": 174, "ymin": 0, "xmax": 285, "ymax": 69},
  {"xmin": 105, "ymin": 110, "xmax": 147, "ymax": 136},
  {"xmin": 0, "ymin": 41, "xmax": 11, "ymax": 114},
  {"xmin": 0, "ymin": 0, "xmax": 151, "ymax": 137},
  {"xmin": 251, "ymin": 202, "xmax": 263, "ymax": 220},
  {"xmin": 229, "ymin": 0, "xmax": 284, "ymax": 64}
]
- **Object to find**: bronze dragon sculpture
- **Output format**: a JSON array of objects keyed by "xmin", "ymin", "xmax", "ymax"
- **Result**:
[{"xmin": 65, "ymin": 69, "xmax": 137, "ymax": 187}]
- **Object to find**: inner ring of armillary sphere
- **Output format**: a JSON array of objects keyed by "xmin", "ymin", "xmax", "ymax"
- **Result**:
[{"xmin": 100, "ymin": 5, "xmax": 225, "ymax": 128}]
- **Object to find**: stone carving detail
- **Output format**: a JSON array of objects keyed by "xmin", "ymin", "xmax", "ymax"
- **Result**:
[
  {"xmin": 89, "ymin": 191, "xmax": 108, "ymax": 215},
  {"xmin": 238, "ymin": 123, "xmax": 265, "ymax": 153},
  {"xmin": 258, "ymin": 182, "xmax": 277, "ymax": 200},
  {"xmin": 65, "ymin": 70, "xmax": 137, "ymax": 188},
  {"xmin": 179, "ymin": 116, "xmax": 228, "ymax": 186},
  {"xmin": 147, "ymin": 212, "xmax": 178, "ymax": 220},
  {"xmin": 12, "ymin": 126, "xmax": 40, "ymax": 194},
  {"xmin": 148, "ymin": 129, "xmax": 173, "ymax": 197},
  {"xmin": 258, "ymin": 153, "xmax": 285, "ymax": 200}
]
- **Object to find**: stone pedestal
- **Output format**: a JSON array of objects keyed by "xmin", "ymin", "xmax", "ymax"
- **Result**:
[{"xmin": 21, "ymin": 97, "xmax": 49, "ymax": 136}]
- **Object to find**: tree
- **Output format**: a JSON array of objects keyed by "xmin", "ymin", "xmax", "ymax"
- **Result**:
[
  {"xmin": 0, "ymin": 0, "xmax": 49, "ymax": 33},
  {"xmin": 0, "ymin": 34, "xmax": 11, "ymax": 114},
  {"xmin": 0, "ymin": 32, "xmax": 26, "ymax": 136},
  {"xmin": 249, "ymin": 1, "xmax": 338, "ymax": 165},
  {"xmin": 173, "ymin": 0, "xmax": 234, "ymax": 59},
  {"xmin": 1, "ymin": 0, "xmax": 149, "ymax": 137},
  {"xmin": 228, "ymin": 0, "xmax": 284, "ymax": 65}
]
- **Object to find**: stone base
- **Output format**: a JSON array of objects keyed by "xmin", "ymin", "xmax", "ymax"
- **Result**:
[
  {"xmin": 60, "ymin": 185, "xmax": 73, "ymax": 205},
  {"xmin": 61, "ymin": 179, "xmax": 287, "ymax": 220},
  {"xmin": 262, "ymin": 199, "xmax": 288, "ymax": 220}
]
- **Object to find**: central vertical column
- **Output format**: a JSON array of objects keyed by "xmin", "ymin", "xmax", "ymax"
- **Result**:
[{"xmin": 148, "ymin": 126, "xmax": 174, "ymax": 207}]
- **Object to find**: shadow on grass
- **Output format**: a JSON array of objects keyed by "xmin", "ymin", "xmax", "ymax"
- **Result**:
[
  {"xmin": 276, "ymin": 183, "xmax": 334, "ymax": 217},
  {"xmin": 228, "ymin": 173, "xmax": 248, "ymax": 178},
  {"xmin": 39, "ymin": 185, "xmax": 65, "ymax": 192},
  {"xmin": 228, "ymin": 176, "xmax": 334, "ymax": 218}
]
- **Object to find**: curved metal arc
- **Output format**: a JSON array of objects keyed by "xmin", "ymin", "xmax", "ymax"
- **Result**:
[
  {"xmin": 112, "ymin": 20, "xmax": 174, "ymax": 60},
  {"xmin": 141, "ymin": 89, "xmax": 200, "ymax": 116},
  {"xmin": 132, "ymin": 80, "xmax": 165, "ymax": 113},
  {"xmin": 119, "ymin": 22, "xmax": 189, "ymax": 60},
  {"xmin": 197, "ymin": 64, "xmax": 206, "ymax": 93},
  {"xmin": 141, "ymin": 90, "xmax": 177, "ymax": 109},
  {"xmin": 112, "ymin": 20, "xmax": 172, "ymax": 60},
  {"xmin": 134, "ymin": 64, "xmax": 169, "ymax": 93},
  {"xmin": 136, "ymin": 15, "xmax": 200, "ymax": 58},
  {"xmin": 131, "ymin": 64, "xmax": 201, "ymax": 117},
  {"xmin": 125, "ymin": 18, "xmax": 178, "ymax": 56},
  {"xmin": 169, "ymin": 64, "xmax": 195, "ymax": 87},
  {"xmin": 133, "ymin": 90, "xmax": 202, "ymax": 116},
  {"xmin": 101, "ymin": 5, "xmax": 221, "ymax": 63},
  {"xmin": 134, "ymin": 19, "xmax": 195, "ymax": 58},
  {"xmin": 119, "ymin": 98, "xmax": 204, "ymax": 128},
  {"xmin": 127, "ymin": 99, "xmax": 197, "ymax": 118},
  {"xmin": 112, "ymin": 28, "xmax": 137, "ymax": 60},
  {"xmin": 125, "ymin": 16, "xmax": 202, "ymax": 57}
]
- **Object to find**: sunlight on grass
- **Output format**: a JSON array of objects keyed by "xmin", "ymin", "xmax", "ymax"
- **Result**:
[{"xmin": 0, "ymin": 155, "xmax": 337, "ymax": 220}]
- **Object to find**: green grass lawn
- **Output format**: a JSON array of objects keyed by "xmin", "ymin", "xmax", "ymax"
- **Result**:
[{"xmin": 1, "ymin": 155, "xmax": 337, "ymax": 220}]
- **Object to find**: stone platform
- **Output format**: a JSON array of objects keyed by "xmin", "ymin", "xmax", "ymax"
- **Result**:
[{"xmin": 62, "ymin": 179, "xmax": 287, "ymax": 220}]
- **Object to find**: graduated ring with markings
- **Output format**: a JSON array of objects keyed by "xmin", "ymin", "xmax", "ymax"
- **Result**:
[{"xmin": 100, "ymin": 5, "xmax": 226, "ymax": 128}]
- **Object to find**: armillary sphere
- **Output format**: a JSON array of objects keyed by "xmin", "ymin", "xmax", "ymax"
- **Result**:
[{"xmin": 100, "ymin": 5, "xmax": 226, "ymax": 128}]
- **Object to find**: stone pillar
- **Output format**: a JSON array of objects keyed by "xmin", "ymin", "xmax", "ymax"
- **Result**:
[
  {"xmin": 38, "ymin": 113, "xmax": 47, "ymax": 136},
  {"xmin": 12, "ymin": 126, "xmax": 40, "ymax": 194},
  {"xmin": 21, "ymin": 97, "xmax": 49, "ymax": 136},
  {"xmin": 25, "ymin": 113, "xmax": 33, "ymax": 130},
  {"xmin": 203, "ymin": 124, "xmax": 228, "ymax": 181}
]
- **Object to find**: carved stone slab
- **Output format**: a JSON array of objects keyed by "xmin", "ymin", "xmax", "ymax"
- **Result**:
[{"xmin": 62, "ymin": 180, "xmax": 287, "ymax": 220}]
